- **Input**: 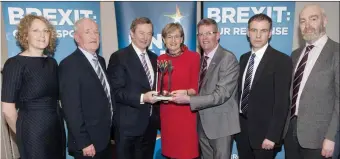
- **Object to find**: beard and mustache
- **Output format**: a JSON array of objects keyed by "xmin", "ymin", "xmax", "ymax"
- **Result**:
[{"xmin": 302, "ymin": 24, "xmax": 326, "ymax": 42}]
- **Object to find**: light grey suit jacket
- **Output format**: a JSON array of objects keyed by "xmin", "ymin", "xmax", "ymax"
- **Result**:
[
  {"xmin": 190, "ymin": 45, "xmax": 240, "ymax": 139},
  {"xmin": 286, "ymin": 38, "xmax": 339, "ymax": 149}
]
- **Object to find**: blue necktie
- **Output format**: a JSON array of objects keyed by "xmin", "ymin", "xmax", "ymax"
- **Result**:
[{"xmin": 240, "ymin": 53, "xmax": 256, "ymax": 114}]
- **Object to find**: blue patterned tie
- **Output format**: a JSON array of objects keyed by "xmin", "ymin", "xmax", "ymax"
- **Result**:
[
  {"xmin": 141, "ymin": 53, "xmax": 153, "ymax": 116},
  {"xmin": 240, "ymin": 53, "xmax": 256, "ymax": 114},
  {"xmin": 93, "ymin": 54, "xmax": 113, "ymax": 120}
]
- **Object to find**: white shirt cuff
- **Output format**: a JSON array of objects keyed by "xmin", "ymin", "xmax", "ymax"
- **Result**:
[{"xmin": 140, "ymin": 94, "xmax": 144, "ymax": 104}]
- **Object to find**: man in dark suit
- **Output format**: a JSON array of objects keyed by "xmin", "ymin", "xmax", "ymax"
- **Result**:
[
  {"xmin": 234, "ymin": 14, "xmax": 292, "ymax": 159},
  {"xmin": 283, "ymin": 4, "xmax": 339, "ymax": 159},
  {"xmin": 107, "ymin": 17, "xmax": 159, "ymax": 159},
  {"xmin": 59, "ymin": 18, "xmax": 113, "ymax": 159}
]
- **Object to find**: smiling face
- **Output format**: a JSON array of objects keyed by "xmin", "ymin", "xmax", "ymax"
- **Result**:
[
  {"xmin": 299, "ymin": 5, "xmax": 327, "ymax": 44},
  {"xmin": 27, "ymin": 19, "xmax": 50, "ymax": 51},
  {"xmin": 130, "ymin": 23, "xmax": 153, "ymax": 51},
  {"xmin": 163, "ymin": 29, "xmax": 183, "ymax": 54},
  {"xmin": 74, "ymin": 18, "xmax": 100, "ymax": 53},
  {"xmin": 197, "ymin": 24, "xmax": 220, "ymax": 54}
]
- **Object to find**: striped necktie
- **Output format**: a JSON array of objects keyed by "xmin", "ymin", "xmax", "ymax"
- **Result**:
[
  {"xmin": 240, "ymin": 53, "xmax": 256, "ymax": 115},
  {"xmin": 290, "ymin": 45, "xmax": 314, "ymax": 117},
  {"xmin": 93, "ymin": 54, "xmax": 113, "ymax": 119},
  {"xmin": 141, "ymin": 53, "xmax": 153, "ymax": 116},
  {"xmin": 199, "ymin": 56, "xmax": 209, "ymax": 90}
]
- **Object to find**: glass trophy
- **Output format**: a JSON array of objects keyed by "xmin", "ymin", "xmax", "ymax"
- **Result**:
[{"xmin": 154, "ymin": 60, "xmax": 173, "ymax": 101}]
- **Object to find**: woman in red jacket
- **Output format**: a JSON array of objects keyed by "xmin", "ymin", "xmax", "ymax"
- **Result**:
[{"xmin": 157, "ymin": 22, "xmax": 200, "ymax": 159}]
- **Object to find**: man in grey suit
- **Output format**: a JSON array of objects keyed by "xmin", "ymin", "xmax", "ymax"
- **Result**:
[
  {"xmin": 283, "ymin": 4, "xmax": 339, "ymax": 159},
  {"xmin": 170, "ymin": 18, "xmax": 240, "ymax": 159}
]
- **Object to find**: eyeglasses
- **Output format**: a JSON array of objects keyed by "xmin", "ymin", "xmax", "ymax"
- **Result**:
[{"xmin": 197, "ymin": 31, "xmax": 217, "ymax": 37}]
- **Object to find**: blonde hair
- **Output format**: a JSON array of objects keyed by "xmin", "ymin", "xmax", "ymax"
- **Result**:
[{"xmin": 162, "ymin": 23, "xmax": 185, "ymax": 47}]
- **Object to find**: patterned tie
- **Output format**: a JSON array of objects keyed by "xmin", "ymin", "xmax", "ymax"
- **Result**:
[
  {"xmin": 199, "ymin": 56, "xmax": 209, "ymax": 90},
  {"xmin": 290, "ymin": 45, "xmax": 314, "ymax": 117},
  {"xmin": 240, "ymin": 53, "xmax": 256, "ymax": 114},
  {"xmin": 141, "ymin": 53, "xmax": 153, "ymax": 116},
  {"xmin": 92, "ymin": 54, "xmax": 113, "ymax": 120}
]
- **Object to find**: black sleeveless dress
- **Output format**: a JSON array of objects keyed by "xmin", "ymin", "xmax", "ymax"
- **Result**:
[{"xmin": 1, "ymin": 55, "xmax": 65, "ymax": 159}]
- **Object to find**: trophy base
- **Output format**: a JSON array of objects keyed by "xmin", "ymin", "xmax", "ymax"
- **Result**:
[{"xmin": 155, "ymin": 95, "xmax": 172, "ymax": 101}]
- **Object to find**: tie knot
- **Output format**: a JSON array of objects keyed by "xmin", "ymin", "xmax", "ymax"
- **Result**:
[
  {"xmin": 204, "ymin": 56, "xmax": 209, "ymax": 60},
  {"xmin": 92, "ymin": 54, "xmax": 98, "ymax": 62},
  {"xmin": 250, "ymin": 53, "xmax": 256, "ymax": 61},
  {"xmin": 306, "ymin": 45, "xmax": 314, "ymax": 51},
  {"xmin": 141, "ymin": 53, "xmax": 146, "ymax": 56}
]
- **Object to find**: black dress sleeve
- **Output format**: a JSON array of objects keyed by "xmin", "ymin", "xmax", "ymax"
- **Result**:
[{"xmin": 1, "ymin": 57, "xmax": 23, "ymax": 103}]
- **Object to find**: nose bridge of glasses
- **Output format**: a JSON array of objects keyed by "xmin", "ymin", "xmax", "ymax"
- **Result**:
[{"xmin": 198, "ymin": 31, "xmax": 214, "ymax": 37}]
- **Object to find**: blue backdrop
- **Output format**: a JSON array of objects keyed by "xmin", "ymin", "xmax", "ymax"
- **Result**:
[
  {"xmin": 115, "ymin": 2, "xmax": 197, "ymax": 56},
  {"xmin": 203, "ymin": 2, "xmax": 296, "ymax": 159},
  {"xmin": 203, "ymin": 2, "xmax": 295, "ymax": 59},
  {"xmin": 114, "ymin": 2, "xmax": 197, "ymax": 158},
  {"xmin": 2, "ymin": 2, "xmax": 101, "ymax": 159},
  {"xmin": 2, "ymin": 2, "xmax": 101, "ymax": 62}
]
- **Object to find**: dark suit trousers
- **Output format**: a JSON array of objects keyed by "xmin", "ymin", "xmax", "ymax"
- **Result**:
[
  {"xmin": 72, "ymin": 144, "xmax": 112, "ymax": 159},
  {"xmin": 235, "ymin": 114, "xmax": 279, "ymax": 159},
  {"xmin": 115, "ymin": 117, "xmax": 158, "ymax": 159},
  {"xmin": 284, "ymin": 117, "xmax": 331, "ymax": 159}
]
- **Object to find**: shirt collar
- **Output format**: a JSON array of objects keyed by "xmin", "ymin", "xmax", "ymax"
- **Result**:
[
  {"xmin": 305, "ymin": 34, "xmax": 328, "ymax": 49},
  {"xmin": 251, "ymin": 42, "xmax": 268, "ymax": 60},
  {"xmin": 204, "ymin": 44, "xmax": 219, "ymax": 59},
  {"xmin": 79, "ymin": 47, "xmax": 96, "ymax": 60},
  {"xmin": 131, "ymin": 42, "xmax": 147, "ymax": 56}
]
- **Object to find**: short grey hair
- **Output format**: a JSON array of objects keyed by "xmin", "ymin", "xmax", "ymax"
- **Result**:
[{"xmin": 73, "ymin": 18, "xmax": 95, "ymax": 32}]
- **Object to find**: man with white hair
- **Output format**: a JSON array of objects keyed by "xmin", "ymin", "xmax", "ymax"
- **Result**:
[
  {"xmin": 59, "ymin": 18, "xmax": 114, "ymax": 159},
  {"xmin": 283, "ymin": 4, "xmax": 339, "ymax": 159}
]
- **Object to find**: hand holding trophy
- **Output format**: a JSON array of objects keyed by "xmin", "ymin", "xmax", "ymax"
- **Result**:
[{"xmin": 155, "ymin": 60, "xmax": 173, "ymax": 101}]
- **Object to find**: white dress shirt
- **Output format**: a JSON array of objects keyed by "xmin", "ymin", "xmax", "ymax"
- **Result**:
[
  {"xmin": 239, "ymin": 43, "xmax": 268, "ymax": 113},
  {"xmin": 79, "ymin": 47, "xmax": 111, "ymax": 98},
  {"xmin": 204, "ymin": 44, "xmax": 219, "ymax": 69},
  {"xmin": 131, "ymin": 43, "xmax": 155, "ymax": 104},
  {"xmin": 294, "ymin": 35, "xmax": 328, "ymax": 115}
]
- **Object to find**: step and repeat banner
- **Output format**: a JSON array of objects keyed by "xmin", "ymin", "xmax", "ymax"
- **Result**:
[
  {"xmin": 2, "ymin": 1, "xmax": 297, "ymax": 159},
  {"xmin": 114, "ymin": 2, "xmax": 197, "ymax": 158},
  {"xmin": 115, "ymin": 2, "xmax": 197, "ymax": 56},
  {"xmin": 2, "ymin": 2, "xmax": 101, "ymax": 62},
  {"xmin": 203, "ymin": 2, "xmax": 296, "ymax": 59},
  {"xmin": 2, "ymin": 2, "xmax": 101, "ymax": 159},
  {"xmin": 203, "ymin": 2, "xmax": 296, "ymax": 159}
]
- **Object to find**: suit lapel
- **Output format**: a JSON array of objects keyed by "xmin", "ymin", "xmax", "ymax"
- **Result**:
[
  {"xmin": 238, "ymin": 52, "xmax": 251, "ymax": 97},
  {"xmin": 127, "ymin": 45, "xmax": 152, "ymax": 89},
  {"xmin": 292, "ymin": 47, "xmax": 304, "ymax": 70},
  {"xmin": 251, "ymin": 45, "xmax": 271, "ymax": 88},
  {"xmin": 147, "ymin": 51, "xmax": 157, "ymax": 90},
  {"xmin": 75, "ymin": 49, "xmax": 106, "ymax": 93},
  {"xmin": 201, "ymin": 45, "xmax": 224, "ymax": 87},
  {"xmin": 301, "ymin": 38, "xmax": 332, "ymax": 93}
]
